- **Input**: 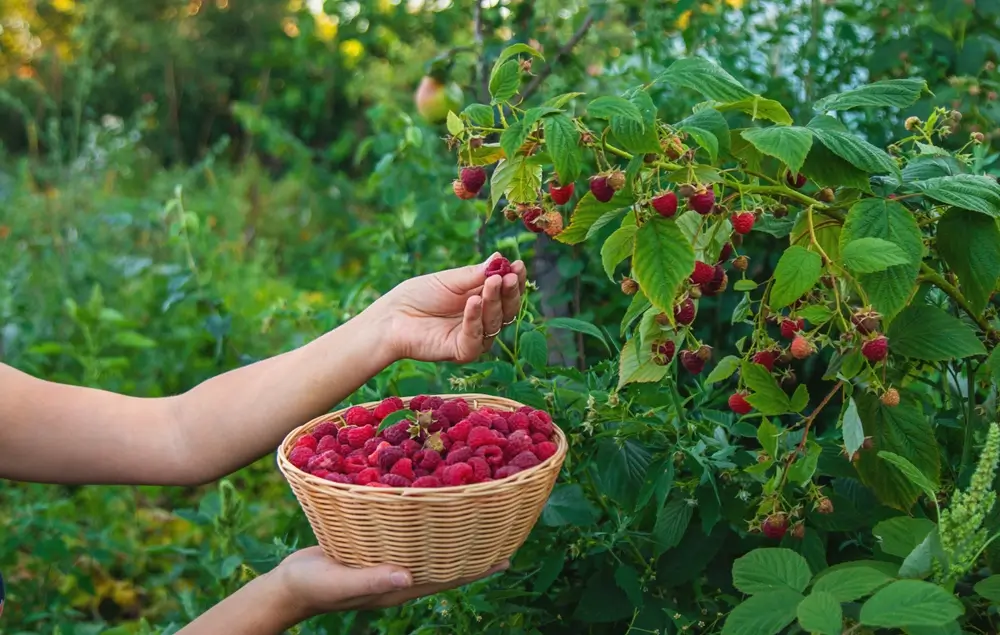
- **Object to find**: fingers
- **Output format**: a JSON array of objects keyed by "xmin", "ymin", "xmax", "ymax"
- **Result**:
[
  {"xmin": 370, "ymin": 560, "xmax": 511, "ymax": 608},
  {"xmin": 433, "ymin": 253, "xmax": 497, "ymax": 295},
  {"xmin": 511, "ymin": 259, "xmax": 527, "ymax": 296},
  {"xmin": 341, "ymin": 564, "xmax": 415, "ymax": 599},
  {"xmin": 456, "ymin": 295, "xmax": 485, "ymax": 362},
  {"xmin": 480, "ymin": 275, "xmax": 504, "ymax": 348},
  {"xmin": 500, "ymin": 272, "xmax": 521, "ymax": 325}
]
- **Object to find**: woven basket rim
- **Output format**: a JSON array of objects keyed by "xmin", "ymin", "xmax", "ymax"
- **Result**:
[{"xmin": 277, "ymin": 393, "xmax": 567, "ymax": 495}]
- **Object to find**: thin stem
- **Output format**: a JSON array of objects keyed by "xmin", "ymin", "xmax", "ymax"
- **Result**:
[
  {"xmin": 807, "ymin": 207, "xmax": 850, "ymax": 331},
  {"xmin": 776, "ymin": 381, "xmax": 844, "ymax": 493},
  {"xmin": 918, "ymin": 264, "xmax": 992, "ymax": 332},
  {"xmin": 667, "ymin": 379, "xmax": 689, "ymax": 427},
  {"xmin": 518, "ymin": 12, "xmax": 596, "ymax": 103}
]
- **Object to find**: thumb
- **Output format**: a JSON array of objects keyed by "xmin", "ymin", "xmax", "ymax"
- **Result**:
[
  {"xmin": 339, "ymin": 564, "xmax": 413, "ymax": 597},
  {"xmin": 436, "ymin": 253, "xmax": 497, "ymax": 291}
]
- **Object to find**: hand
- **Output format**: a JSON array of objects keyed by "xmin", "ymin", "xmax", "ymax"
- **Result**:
[
  {"xmin": 371, "ymin": 254, "xmax": 527, "ymax": 363},
  {"xmin": 273, "ymin": 546, "xmax": 509, "ymax": 618}
]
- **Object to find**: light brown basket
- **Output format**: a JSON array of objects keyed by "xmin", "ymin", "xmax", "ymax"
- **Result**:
[{"xmin": 277, "ymin": 393, "xmax": 568, "ymax": 584}]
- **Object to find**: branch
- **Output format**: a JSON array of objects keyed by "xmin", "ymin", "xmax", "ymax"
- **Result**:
[
  {"xmin": 518, "ymin": 12, "xmax": 596, "ymax": 104},
  {"xmin": 776, "ymin": 381, "xmax": 844, "ymax": 493},
  {"xmin": 917, "ymin": 264, "xmax": 992, "ymax": 332}
]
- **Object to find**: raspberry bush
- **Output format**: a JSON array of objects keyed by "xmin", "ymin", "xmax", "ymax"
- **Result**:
[{"xmin": 443, "ymin": 44, "xmax": 1000, "ymax": 634}]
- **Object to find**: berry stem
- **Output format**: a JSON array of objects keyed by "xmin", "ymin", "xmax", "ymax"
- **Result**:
[
  {"xmin": 776, "ymin": 380, "xmax": 844, "ymax": 493},
  {"xmin": 918, "ymin": 264, "xmax": 992, "ymax": 332},
  {"xmin": 667, "ymin": 379, "xmax": 689, "ymax": 427}
]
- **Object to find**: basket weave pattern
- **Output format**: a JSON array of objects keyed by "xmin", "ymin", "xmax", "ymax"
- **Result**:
[{"xmin": 277, "ymin": 394, "xmax": 567, "ymax": 583}]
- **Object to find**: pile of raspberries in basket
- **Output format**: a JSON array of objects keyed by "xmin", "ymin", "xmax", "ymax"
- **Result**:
[{"xmin": 286, "ymin": 396, "xmax": 558, "ymax": 488}]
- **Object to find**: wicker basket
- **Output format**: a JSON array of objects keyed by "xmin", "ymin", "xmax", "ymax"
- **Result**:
[{"xmin": 277, "ymin": 393, "xmax": 568, "ymax": 584}]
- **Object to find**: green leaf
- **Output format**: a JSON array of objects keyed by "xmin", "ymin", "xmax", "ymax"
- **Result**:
[
  {"xmin": 489, "ymin": 60, "xmax": 521, "ymax": 104},
  {"xmin": 757, "ymin": 418, "xmax": 780, "ymax": 460},
  {"xmin": 632, "ymin": 219, "xmax": 696, "ymax": 314},
  {"xmin": 499, "ymin": 120, "xmax": 528, "ymax": 160},
  {"xmin": 114, "ymin": 331, "xmax": 157, "ymax": 348},
  {"xmin": 741, "ymin": 361, "xmax": 793, "ymax": 415},
  {"xmin": 840, "ymin": 199, "xmax": 923, "ymax": 321},
  {"xmin": 446, "ymin": 110, "xmax": 464, "ymax": 136},
  {"xmin": 798, "ymin": 304, "xmax": 834, "ymax": 325},
  {"xmin": 533, "ymin": 549, "xmax": 565, "ymax": 593},
  {"xmin": 806, "ymin": 114, "xmax": 849, "ymax": 132},
  {"xmin": 544, "ymin": 113, "xmax": 583, "ymax": 185},
  {"xmin": 541, "ymin": 484, "xmax": 600, "ymax": 526},
  {"xmin": 797, "ymin": 592, "xmax": 843, "ymax": 635},
  {"xmin": 878, "ymin": 451, "xmax": 940, "ymax": 502},
  {"xmin": 732, "ymin": 548, "xmax": 812, "ymax": 594},
  {"xmin": 506, "ymin": 155, "xmax": 543, "ymax": 204},
  {"xmin": 740, "ymin": 127, "xmax": 813, "ymax": 175},
  {"xmin": 974, "ymin": 575, "xmax": 1000, "ymax": 602},
  {"xmin": 654, "ymin": 498, "xmax": 694, "ymax": 557},
  {"xmin": 519, "ymin": 330, "xmax": 547, "ymax": 369},
  {"xmin": 543, "ymin": 91, "xmax": 585, "ymax": 109},
  {"xmin": 770, "ymin": 246, "xmax": 823, "ymax": 310},
  {"xmin": 903, "ymin": 156, "xmax": 963, "ymax": 181},
  {"xmin": 873, "ymin": 517, "xmax": 936, "ymax": 559},
  {"xmin": 707, "ymin": 355, "xmax": 741, "ymax": 384},
  {"xmin": 855, "ymin": 392, "xmax": 940, "ymax": 511},
  {"xmin": 787, "ymin": 441, "xmax": 822, "ymax": 485},
  {"xmin": 602, "ymin": 225, "xmax": 637, "ymax": 281},
  {"xmin": 860, "ymin": 580, "xmax": 963, "ymax": 628},
  {"xmin": 587, "ymin": 96, "xmax": 643, "ymax": 123},
  {"xmin": 489, "ymin": 43, "xmax": 544, "ymax": 81},
  {"xmin": 488, "ymin": 158, "xmax": 516, "ymax": 214},
  {"xmin": 810, "ymin": 128, "xmax": 898, "ymax": 176},
  {"xmin": 906, "ymin": 174, "xmax": 1000, "ymax": 217},
  {"xmin": 791, "ymin": 211, "xmax": 843, "ymax": 261},
  {"xmin": 619, "ymin": 337, "xmax": 668, "ymax": 389},
  {"xmin": 814, "ymin": 79, "xmax": 929, "ymax": 112},
  {"xmin": 376, "ymin": 409, "xmax": 415, "ymax": 434},
  {"xmin": 842, "ymin": 397, "xmax": 865, "ymax": 457},
  {"xmin": 678, "ymin": 108, "xmax": 731, "ymax": 157},
  {"xmin": 596, "ymin": 438, "xmax": 651, "ymax": 510},
  {"xmin": 734, "ymin": 279, "xmax": 758, "ymax": 292},
  {"xmin": 557, "ymin": 190, "xmax": 635, "ymax": 245},
  {"xmin": 715, "ymin": 96, "xmax": 793, "ymax": 126},
  {"xmin": 660, "ymin": 57, "xmax": 754, "ymax": 104},
  {"xmin": 622, "ymin": 291, "xmax": 651, "ymax": 336},
  {"xmin": 936, "ymin": 208, "xmax": 1000, "ymax": 315},
  {"xmin": 886, "ymin": 305, "xmax": 986, "ymax": 361},
  {"xmin": 841, "ymin": 237, "xmax": 913, "ymax": 274},
  {"xmin": 898, "ymin": 528, "xmax": 942, "ymax": 579},
  {"xmin": 790, "ymin": 384, "xmax": 809, "ymax": 413},
  {"xmin": 721, "ymin": 589, "xmax": 803, "ymax": 635},
  {"xmin": 615, "ymin": 565, "xmax": 645, "ymax": 608},
  {"xmin": 612, "ymin": 90, "xmax": 660, "ymax": 155},
  {"xmin": 812, "ymin": 567, "xmax": 893, "ymax": 602},
  {"xmin": 467, "ymin": 142, "xmax": 505, "ymax": 166},
  {"xmin": 545, "ymin": 317, "xmax": 609, "ymax": 351},
  {"xmin": 680, "ymin": 126, "xmax": 719, "ymax": 164},
  {"xmin": 463, "ymin": 103, "xmax": 495, "ymax": 127},
  {"xmin": 801, "ymin": 141, "xmax": 873, "ymax": 193},
  {"xmin": 987, "ymin": 347, "xmax": 1000, "ymax": 387}
]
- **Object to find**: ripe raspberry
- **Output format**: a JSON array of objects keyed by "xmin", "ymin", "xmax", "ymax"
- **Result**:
[
  {"xmin": 418, "ymin": 449, "xmax": 442, "ymax": 470},
  {"xmin": 356, "ymin": 467, "xmax": 383, "ymax": 486},
  {"xmin": 374, "ymin": 397, "xmax": 405, "ymax": 421},
  {"xmin": 347, "ymin": 424, "xmax": 375, "ymax": 449},
  {"xmin": 401, "ymin": 438, "xmax": 421, "ymax": 456},
  {"xmin": 531, "ymin": 432, "xmax": 549, "ymax": 444},
  {"xmin": 380, "ymin": 473, "xmax": 412, "ymax": 487},
  {"xmin": 790, "ymin": 335, "xmax": 814, "ymax": 360},
  {"xmin": 313, "ymin": 422, "xmax": 338, "ymax": 439},
  {"xmin": 674, "ymin": 297, "xmax": 696, "ymax": 325},
  {"xmin": 539, "ymin": 211, "xmax": 564, "ymax": 237},
  {"xmin": 491, "ymin": 415, "xmax": 510, "ymax": 434},
  {"xmin": 453, "ymin": 179, "xmax": 476, "ymax": 200},
  {"xmin": 468, "ymin": 427, "xmax": 503, "ymax": 450},
  {"xmin": 762, "ymin": 513, "xmax": 789, "ymax": 540},
  {"xmin": 651, "ymin": 191, "xmax": 679, "ymax": 218},
  {"xmin": 337, "ymin": 427, "xmax": 352, "ymax": 446},
  {"xmin": 485, "ymin": 255, "xmax": 513, "ymax": 278},
  {"xmin": 690, "ymin": 261, "xmax": 715, "ymax": 285},
  {"xmin": 590, "ymin": 175, "xmax": 615, "ymax": 202},
  {"xmin": 442, "ymin": 463, "xmax": 475, "ymax": 486},
  {"xmin": 468, "ymin": 457, "xmax": 492, "ymax": 482},
  {"xmin": 382, "ymin": 422, "xmax": 411, "ymax": 446},
  {"xmin": 363, "ymin": 437, "xmax": 383, "ymax": 458},
  {"xmin": 437, "ymin": 399, "xmax": 468, "ymax": 424},
  {"xmin": 522, "ymin": 206, "xmax": 545, "ymax": 233},
  {"xmin": 534, "ymin": 441, "xmax": 558, "ymax": 462},
  {"xmin": 510, "ymin": 450, "xmax": 541, "ymax": 469},
  {"xmin": 390, "ymin": 457, "xmax": 416, "ymax": 481},
  {"xmin": 550, "ymin": 181, "xmax": 575, "ymax": 205},
  {"xmin": 295, "ymin": 435, "xmax": 318, "ymax": 450},
  {"xmin": 785, "ymin": 172, "xmax": 807, "ymax": 189},
  {"xmin": 494, "ymin": 465, "xmax": 523, "ymax": 479},
  {"xmin": 423, "ymin": 396, "xmax": 444, "ymax": 411},
  {"xmin": 508, "ymin": 412, "xmax": 531, "ymax": 433},
  {"xmin": 851, "ymin": 309, "xmax": 881, "ymax": 335},
  {"xmin": 308, "ymin": 450, "xmax": 344, "ymax": 473},
  {"xmin": 719, "ymin": 243, "xmax": 734, "ymax": 262},
  {"xmin": 651, "ymin": 340, "xmax": 676, "ymax": 366},
  {"xmin": 412, "ymin": 476, "xmax": 442, "ymax": 488},
  {"xmin": 460, "ymin": 166, "xmax": 487, "ymax": 194},
  {"xmin": 702, "ymin": 264, "xmax": 728, "ymax": 296},
  {"xmin": 529, "ymin": 414, "xmax": 554, "ymax": 438},
  {"xmin": 344, "ymin": 406, "xmax": 375, "ymax": 427},
  {"xmin": 689, "ymin": 188, "xmax": 715, "ymax": 215},
  {"xmin": 816, "ymin": 497, "xmax": 834, "ymax": 514},
  {"xmin": 752, "ymin": 350, "xmax": 777, "ymax": 371},
  {"xmin": 728, "ymin": 391, "xmax": 752, "ymax": 415},
  {"xmin": 621, "ymin": 277, "xmax": 639, "ymax": 296},
  {"xmin": 377, "ymin": 446, "xmax": 405, "ymax": 471},
  {"xmin": 451, "ymin": 441, "xmax": 467, "ymax": 451},
  {"xmin": 447, "ymin": 419, "xmax": 473, "ymax": 443},
  {"xmin": 881, "ymin": 388, "xmax": 900, "ymax": 407},
  {"xmin": 316, "ymin": 435, "xmax": 339, "ymax": 454},
  {"xmin": 790, "ymin": 523, "xmax": 806, "ymax": 540},
  {"xmin": 780, "ymin": 318, "xmax": 804, "ymax": 340},
  {"xmin": 476, "ymin": 444, "xmax": 504, "ymax": 467},
  {"xmin": 312, "ymin": 468, "xmax": 332, "ymax": 479},
  {"xmin": 288, "ymin": 446, "xmax": 316, "ymax": 470},
  {"xmin": 680, "ymin": 350, "xmax": 705, "ymax": 374},
  {"xmin": 344, "ymin": 456, "xmax": 367, "ymax": 474},
  {"xmin": 731, "ymin": 212, "xmax": 755, "ymax": 235},
  {"xmin": 324, "ymin": 472, "xmax": 354, "ymax": 485},
  {"xmin": 606, "ymin": 170, "xmax": 626, "ymax": 191},
  {"xmin": 409, "ymin": 395, "xmax": 428, "ymax": 411},
  {"xmin": 861, "ymin": 335, "xmax": 889, "ymax": 362},
  {"xmin": 445, "ymin": 446, "xmax": 474, "ymax": 465},
  {"xmin": 366, "ymin": 482, "xmax": 391, "ymax": 488},
  {"xmin": 505, "ymin": 430, "xmax": 534, "ymax": 459}
]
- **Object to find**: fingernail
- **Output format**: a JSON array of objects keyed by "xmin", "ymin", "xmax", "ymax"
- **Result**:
[{"xmin": 391, "ymin": 571, "xmax": 412, "ymax": 588}]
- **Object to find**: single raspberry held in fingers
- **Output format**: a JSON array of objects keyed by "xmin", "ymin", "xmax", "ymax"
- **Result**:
[
  {"xmin": 549, "ymin": 181, "xmax": 575, "ymax": 205},
  {"xmin": 453, "ymin": 179, "xmax": 476, "ymax": 200},
  {"xmin": 762, "ymin": 513, "xmax": 789, "ymax": 540},
  {"xmin": 862, "ymin": 335, "xmax": 889, "ymax": 362},
  {"xmin": 785, "ymin": 172, "xmax": 807, "ymax": 189},
  {"xmin": 651, "ymin": 191, "xmax": 679, "ymax": 218},
  {"xmin": 690, "ymin": 261, "xmax": 715, "ymax": 285},
  {"xmin": 412, "ymin": 475, "xmax": 442, "ymax": 488},
  {"xmin": 790, "ymin": 335, "xmax": 814, "ymax": 360},
  {"xmin": 522, "ymin": 206, "xmax": 545, "ymax": 233},
  {"xmin": 442, "ymin": 463, "xmax": 475, "ymax": 486},
  {"xmin": 295, "ymin": 435, "xmax": 318, "ymax": 450},
  {"xmin": 674, "ymin": 297, "xmax": 696, "ymax": 325},
  {"xmin": 881, "ymin": 388, "xmax": 900, "ymax": 407},
  {"xmin": 621, "ymin": 277, "xmax": 639, "ymax": 296},
  {"xmin": 485, "ymin": 255, "xmax": 512, "ymax": 278},
  {"xmin": 651, "ymin": 340, "xmax": 676, "ymax": 366},
  {"xmin": 780, "ymin": 318, "xmax": 805, "ymax": 340},
  {"xmin": 494, "ymin": 465, "xmax": 523, "ymax": 479},
  {"xmin": 316, "ymin": 435, "xmax": 339, "ymax": 454},
  {"xmin": 752, "ymin": 350, "xmax": 777, "ymax": 372},
  {"xmin": 347, "ymin": 424, "xmax": 375, "ymax": 449},
  {"xmin": 680, "ymin": 350, "xmax": 705, "ymax": 374},
  {"xmin": 510, "ymin": 450, "xmax": 541, "ymax": 469},
  {"xmin": 728, "ymin": 392, "xmax": 752, "ymax": 415},
  {"xmin": 460, "ymin": 166, "xmax": 487, "ymax": 194},
  {"xmin": 288, "ymin": 446, "xmax": 316, "ymax": 469},
  {"xmin": 374, "ymin": 397, "xmax": 405, "ymax": 420},
  {"xmin": 731, "ymin": 212, "xmax": 755, "ymax": 235},
  {"xmin": 689, "ymin": 188, "xmax": 715, "ymax": 215},
  {"xmin": 590, "ymin": 175, "xmax": 615, "ymax": 202},
  {"xmin": 312, "ymin": 422, "xmax": 338, "ymax": 439}
]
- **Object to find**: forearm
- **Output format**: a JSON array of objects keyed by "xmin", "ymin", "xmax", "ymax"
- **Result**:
[{"xmin": 177, "ymin": 570, "xmax": 310, "ymax": 635}]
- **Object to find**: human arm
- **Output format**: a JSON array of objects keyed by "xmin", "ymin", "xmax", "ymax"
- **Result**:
[{"xmin": 0, "ymin": 255, "xmax": 526, "ymax": 485}]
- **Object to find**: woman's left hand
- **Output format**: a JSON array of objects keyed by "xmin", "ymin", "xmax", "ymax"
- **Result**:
[{"xmin": 370, "ymin": 254, "xmax": 527, "ymax": 364}]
